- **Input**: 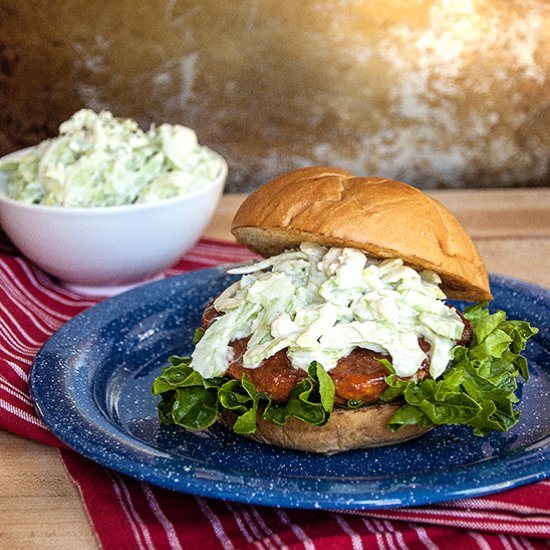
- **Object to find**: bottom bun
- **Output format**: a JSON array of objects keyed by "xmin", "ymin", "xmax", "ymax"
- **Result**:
[{"xmin": 221, "ymin": 404, "xmax": 431, "ymax": 454}]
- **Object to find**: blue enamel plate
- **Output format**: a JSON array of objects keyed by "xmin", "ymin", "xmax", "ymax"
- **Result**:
[{"xmin": 29, "ymin": 268, "xmax": 550, "ymax": 509}]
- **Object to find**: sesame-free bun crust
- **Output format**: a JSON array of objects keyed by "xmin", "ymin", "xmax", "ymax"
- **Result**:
[
  {"xmin": 221, "ymin": 404, "xmax": 430, "ymax": 454},
  {"xmin": 232, "ymin": 167, "xmax": 492, "ymax": 301}
]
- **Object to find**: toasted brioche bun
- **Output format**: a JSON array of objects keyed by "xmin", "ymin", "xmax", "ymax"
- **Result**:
[
  {"xmin": 232, "ymin": 167, "xmax": 492, "ymax": 301},
  {"xmin": 221, "ymin": 405, "xmax": 431, "ymax": 454}
]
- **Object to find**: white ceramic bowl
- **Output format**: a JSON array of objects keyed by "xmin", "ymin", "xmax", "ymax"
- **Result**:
[{"xmin": 0, "ymin": 148, "xmax": 227, "ymax": 295}]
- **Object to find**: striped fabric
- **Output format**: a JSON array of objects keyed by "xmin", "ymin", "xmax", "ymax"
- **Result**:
[{"xmin": 1, "ymin": 239, "xmax": 550, "ymax": 549}]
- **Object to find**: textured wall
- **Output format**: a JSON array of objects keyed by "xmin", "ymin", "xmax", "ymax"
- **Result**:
[{"xmin": 1, "ymin": 0, "xmax": 549, "ymax": 192}]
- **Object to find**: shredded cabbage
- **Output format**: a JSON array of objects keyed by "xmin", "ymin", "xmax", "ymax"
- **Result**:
[
  {"xmin": 0, "ymin": 109, "xmax": 223, "ymax": 207},
  {"xmin": 190, "ymin": 243, "xmax": 466, "ymax": 380}
]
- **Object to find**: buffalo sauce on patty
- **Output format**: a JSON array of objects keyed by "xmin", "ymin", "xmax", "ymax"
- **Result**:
[
  {"xmin": 200, "ymin": 300, "xmax": 473, "ymax": 405},
  {"xmin": 227, "ymin": 337, "xmax": 308, "ymax": 402}
]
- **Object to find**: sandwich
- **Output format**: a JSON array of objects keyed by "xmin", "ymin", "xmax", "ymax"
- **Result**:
[{"xmin": 152, "ymin": 167, "xmax": 538, "ymax": 453}]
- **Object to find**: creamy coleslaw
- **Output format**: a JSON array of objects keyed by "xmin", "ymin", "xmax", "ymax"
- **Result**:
[
  {"xmin": 190, "ymin": 243, "xmax": 465, "ymax": 380},
  {"xmin": 0, "ymin": 109, "xmax": 223, "ymax": 207}
]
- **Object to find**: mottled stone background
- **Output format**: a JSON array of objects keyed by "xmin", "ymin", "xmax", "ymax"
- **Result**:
[{"xmin": 1, "ymin": 0, "xmax": 549, "ymax": 192}]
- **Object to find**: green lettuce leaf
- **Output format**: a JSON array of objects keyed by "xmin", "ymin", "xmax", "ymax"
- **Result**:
[
  {"xmin": 262, "ymin": 362, "xmax": 335, "ymax": 426},
  {"xmin": 218, "ymin": 375, "xmax": 260, "ymax": 434},
  {"xmin": 152, "ymin": 356, "xmax": 226, "ymax": 429},
  {"xmin": 381, "ymin": 303, "xmax": 538, "ymax": 435},
  {"xmin": 152, "ymin": 359, "xmax": 335, "ymax": 433}
]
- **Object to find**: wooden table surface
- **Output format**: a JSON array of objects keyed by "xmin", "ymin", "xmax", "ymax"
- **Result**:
[{"xmin": 2, "ymin": 189, "xmax": 550, "ymax": 549}]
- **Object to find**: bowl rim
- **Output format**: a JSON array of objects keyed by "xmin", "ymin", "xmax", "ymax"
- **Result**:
[{"xmin": 0, "ymin": 146, "xmax": 228, "ymax": 216}]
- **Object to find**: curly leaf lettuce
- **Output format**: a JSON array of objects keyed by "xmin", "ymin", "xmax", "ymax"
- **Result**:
[
  {"xmin": 152, "ymin": 303, "xmax": 537, "ymax": 437},
  {"xmin": 381, "ymin": 303, "xmax": 538, "ymax": 435},
  {"xmin": 152, "ymin": 361, "xmax": 335, "ymax": 434}
]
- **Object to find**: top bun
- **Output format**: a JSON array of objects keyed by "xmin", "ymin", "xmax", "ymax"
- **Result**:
[{"xmin": 232, "ymin": 167, "xmax": 492, "ymax": 301}]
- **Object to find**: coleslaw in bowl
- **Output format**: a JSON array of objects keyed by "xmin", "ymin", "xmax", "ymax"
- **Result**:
[{"xmin": 0, "ymin": 110, "xmax": 227, "ymax": 295}]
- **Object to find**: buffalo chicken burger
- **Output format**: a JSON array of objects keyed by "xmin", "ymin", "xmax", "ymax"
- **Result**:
[{"xmin": 152, "ymin": 167, "xmax": 537, "ymax": 453}]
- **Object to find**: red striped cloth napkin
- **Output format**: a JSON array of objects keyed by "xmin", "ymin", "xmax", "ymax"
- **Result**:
[{"xmin": 1, "ymin": 238, "xmax": 550, "ymax": 550}]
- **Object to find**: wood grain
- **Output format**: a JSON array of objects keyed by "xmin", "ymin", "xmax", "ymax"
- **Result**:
[{"xmin": 0, "ymin": 431, "xmax": 96, "ymax": 549}]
